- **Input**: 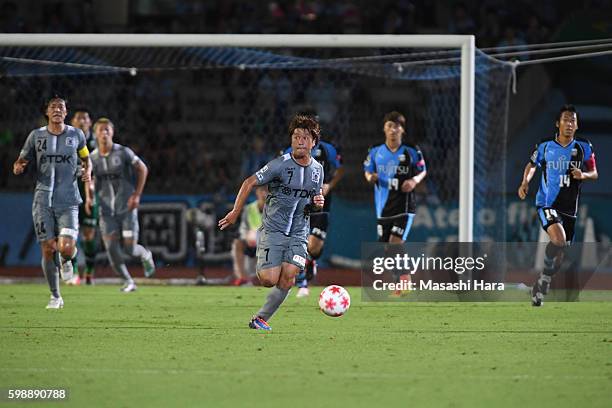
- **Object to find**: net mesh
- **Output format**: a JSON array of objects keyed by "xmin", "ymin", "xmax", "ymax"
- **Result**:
[{"xmin": 0, "ymin": 45, "xmax": 512, "ymax": 241}]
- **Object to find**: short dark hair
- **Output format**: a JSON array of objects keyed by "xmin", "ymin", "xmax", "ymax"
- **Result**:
[
  {"xmin": 71, "ymin": 107, "xmax": 91, "ymax": 117},
  {"xmin": 558, "ymin": 104, "xmax": 578, "ymax": 122},
  {"xmin": 43, "ymin": 92, "xmax": 67, "ymax": 112},
  {"xmin": 383, "ymin": 111, "xmax": 406, "ymax": 128},
  {"xmin": 296, "ymin": 106, "xmax": 319, "ymax": 121},
  {"xmin": 288, "ymin": 114, "xmax": 320, "ymax": 145}
]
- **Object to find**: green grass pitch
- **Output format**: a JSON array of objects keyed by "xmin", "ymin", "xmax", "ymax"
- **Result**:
[{"xmin": 1, "ymin": 284, "xmax": 611, "ymax": 408}]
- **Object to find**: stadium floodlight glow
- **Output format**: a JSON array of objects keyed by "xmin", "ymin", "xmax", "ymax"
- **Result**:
[{"xmin": 0, "ymin": 34, "xmax": 475, "ymax": 242}]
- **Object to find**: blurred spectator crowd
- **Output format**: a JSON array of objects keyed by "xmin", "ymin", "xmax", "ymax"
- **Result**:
[{"xmin": 2, "ymin": 0, "xmax": 598, "ymax": 48}]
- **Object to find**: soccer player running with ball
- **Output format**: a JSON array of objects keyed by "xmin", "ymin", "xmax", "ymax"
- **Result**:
[
  {"xmin": 13, "ymin": 94, "xmax": 93, "ymax": 309},
  {"xmin": 219, "ymin": 114, "xmax": 325, "ymax": 330},
  {"xmin": 90, "ymin": 118, "xmax": 155, "ymax": 292},
  {"xmin": 70, "ymin": 108, "xmax": 99, "ymax": 285},
  {"xmin": 283, "ymin": 109, "xmax": 344, "ymax": 298},
  {"xmin": 518, "ymin": 105, "xmax": 598, "ymax": 306}
]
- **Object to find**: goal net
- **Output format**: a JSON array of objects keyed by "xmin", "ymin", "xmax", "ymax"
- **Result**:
[{"xmin": 0, "ymin": 36, "xmax": 513, "ymax": 264}]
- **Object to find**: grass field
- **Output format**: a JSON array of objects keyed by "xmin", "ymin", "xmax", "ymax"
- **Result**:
[{"xmin": 1, "ymin": 284, "xmax": 611, "ymax": 408}]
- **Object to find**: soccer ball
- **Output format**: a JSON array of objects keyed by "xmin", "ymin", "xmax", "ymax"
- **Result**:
[{"xmin": 319, "ymin": 285, "xmax": 350, "ymax": 317}]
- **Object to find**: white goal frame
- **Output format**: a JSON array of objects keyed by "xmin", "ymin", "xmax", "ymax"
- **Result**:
[{"xmin": 0, "ymin": 34, "xmax": 476, "ymax": 241}]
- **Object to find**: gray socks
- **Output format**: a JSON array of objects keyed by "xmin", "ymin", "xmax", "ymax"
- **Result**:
[
  {"xmin": 257, "ymin": 286, "xmax": 290, "ymax": 321},
  {"xmin": 131, "ymin": 244, "xmax": 147, "ymax": 260},
  {"xmin": 105, "ymin": 239, "xmax": 134, "ymax": 283},
  {"xmin": 42, "ymin": 257, "xmax": 60, "ymax": 298}
]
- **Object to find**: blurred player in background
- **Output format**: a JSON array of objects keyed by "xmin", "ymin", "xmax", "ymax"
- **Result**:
[
  {"xmin": 231, "ymin": 186, "xmax": 267, "ymax": 286},
  {"xmin": 219, "ymin": 114, "xmax": 324, "ymax": 330},
  {"xmin": 364, "ymin": 111, "xmax": 426, "ymax": 242},
  {"xmin": 518, "ymin": 105, "xmax": 597, "ymax": 306},
  {"xmin": 363, "ymin": 111, "xmax": 426, "ymax": 294},
  {"xmin": 283, "ymin": 109, "xmax": 344, "ymax": 297},
  {"xmin": 90, "ymin": 118, "xmax": 155, "ymax": 292},
  {"xmin": 69, "ymin": 108, "xmax": 99, "ymax": 285},
  {"xmin": 12, "ymin": 94, "xmax": 92, "ymax": 309}
]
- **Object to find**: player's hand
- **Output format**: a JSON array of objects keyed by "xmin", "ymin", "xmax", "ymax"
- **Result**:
[
  {"xmin": 518, "ymin": 183, "xmax": 529, "ymax": 200},
  {"xmin": 13, "ymin": 160, "xmax": 27, "ymax": 175},
  {"xmin": 218, "ymin": 209, "xmax": 239, "ymax": 230},
  {"xmin": 313, "ymin": 189, "xmax": 325, "ymax": 209},
  {"xmin": 401, "ymin": 178, "xmax": 417, "ymax": 193},
  {"xmin": 322, "ymin": 183, "xmax": 331, "ymax": 196},
  {"xmin": 570, "ymin": 166, "xmax": 584, "ymax": 180},
  {"xmin": 367, "ymin": 172, "xmax": 378, "ymax": 184},
  {"xmin": 127, "ymin": 193, "xmax": 141, "ymax": 210},
  {"xmin": 84, "ymin": 198, "xmax": 93, "ymax": 216}
]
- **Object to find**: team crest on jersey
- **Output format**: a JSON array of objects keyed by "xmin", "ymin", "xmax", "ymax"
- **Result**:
[
  {"xmin": 399, "ymin": 154, "xmax": 406, "ymax": 162},
  {"xmin": 65, "ymin": 137, "xmax": 75, "ymax": 147},
  {"xmin": 311, "ymin": 167, "xmax": 321, "ymax": 183},
  {"xmin": 255, "ymin": 165, "xmax": 269, "ymax": 181},
  {"xmin": 112, "ymin": 155, "xmax": 121, "ymax": 166},
  {"xmin": 571, "ymin": 148, "xmax": 577, "ymax": 156}
]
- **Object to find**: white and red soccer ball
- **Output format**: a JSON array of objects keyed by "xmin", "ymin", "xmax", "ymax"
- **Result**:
[{"xmin": 319, "ymin": 285, "xmax": 350, "ymax": 317}]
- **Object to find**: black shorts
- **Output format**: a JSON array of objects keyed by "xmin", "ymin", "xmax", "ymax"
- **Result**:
[
  {"xmin": 309, "ymin": 212, "xmax": 329, "ymax": 241},
  {"xmin": 377, "ymin": 213, "xmax": 415, "ymax": 242},
  {"xmin": 537, "ymin": 207, "xmax": 576, "ymax": 243}
]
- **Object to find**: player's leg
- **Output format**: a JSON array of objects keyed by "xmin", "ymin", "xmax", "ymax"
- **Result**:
[
  {"xmin": 296, "ymin": 213, "xmax": 329, "ymax": 297},
  {"xmin": 34, "ymin": 204, "xmax": 63, "ymax": 308},
  {"xmin": 249, "ymin": 232, "xmax": 294, "ymax": 330},
  {"xmin": 122, "ymin": 209, "xmax": 155, "ymax": 277},
  {"xmin": 533, "ymin": 208, "xmax": 568, "ymax": 306},
  {"xmin": 41, "ymin": 239, "xmax": 63, "ymax": 308},
  {"xmin": 388, "ymin": 215, "xmax": 414, "ymax": 296},
  {"xmin": 252, "ymin": 240, "xmax": 304, "ymax": 328},
  {"xmin": 100, "ymin": 215, "xmax": 136, "ymax": 292},
  {"xmin": 56, "ymin": 206, "xmax": 80, "ymax": 282},
  {"xmin": 80, "ymin": 226, "xmax": 97, "ymax": 284},
  {"xmin": 249, "ymin": 263, "xmax": 282, "ymax": 330},
  {"xmin": 559, "ymin": 214, "xmax": 579, "ymax": 301},
  {"xmin": 80, "ymin": 199, "xmax": 99, "ymax": 284},
  {"xmin": 231, "ymin": 238, "xmax": 247, "ymax": 285}
]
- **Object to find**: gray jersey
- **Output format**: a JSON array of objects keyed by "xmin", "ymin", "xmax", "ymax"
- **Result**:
[
  {"xmin": 254, "ymin": 153, "xmax": 324, "ymax": 240},
  {"xmin": 90, "ymin": 143, "xmax": 142, "ymax": 216},
  {"xmin": 19, "ymin": 125, "xmax": 87, "ymax": 208}
]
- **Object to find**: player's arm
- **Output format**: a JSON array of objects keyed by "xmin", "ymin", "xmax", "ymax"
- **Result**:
[
  {"xmin": 518, "ymin": 143, "xmax": 543, "ymax": 200},
  {"xmin": 12, "ymin": 157, "xmax": 29, "ymax": 175},
  {"xmin": 322, "ymin": 144, "xmax": 344, "ymax": 196},
  {"xmin": 13, "ymin": 132, "xmax": 35, "ymax": 175},
  {"xmin": 401, "ymin": 169, "xmax": 427, "ymax": 193},
  {"xmin": 571, "ymin": 148, "xmax": 598, "ymax": 181},
  {"xmin": 572, "ymin": 166, "xmax": 598, "ymax": 181},
  {"xmin": 364, "ymin": 171, "xmax": 378, "ymax": 184},
  {"xmin": 401, "ymin": 147, "xmax": 427, "ymax": 193},
  {"xmin": 218, "ymin": 175, "xmax": 258, "ymax": 230},
  {"xmin": 518, "ymin": 162, "xmax": 537, "ymax": 200},
  {"xmin": 78, "ymin": 143, "xmax": 94, "ymax": 213},
  {"xmin": 128, "ymin": 159, "xmax": 148, "ymax": 211},
  {"xmin": 363, "ymin": 147, "xmax": 378, "ymax": 184},
  {"xmin": 324, "ymin": 166, "xmax": 345, "ymax": 196}
]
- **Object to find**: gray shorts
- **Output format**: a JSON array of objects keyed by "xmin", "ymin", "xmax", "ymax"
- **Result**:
[
  {"xmin": 99, "ymin": 210, "xmax": 139, "ymax": 240},
  {"xmin": 256, "ymin": 229, "xmax": 308, "ymax": 272},
  {"xmin": 32, "ymin": 204, "xmax": 79, "ymax": 242}
]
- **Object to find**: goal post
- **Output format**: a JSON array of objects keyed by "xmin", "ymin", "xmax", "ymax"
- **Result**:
[{"xmin": 0, "ymin": 33, "xmax": 476, "ymax": 242}]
